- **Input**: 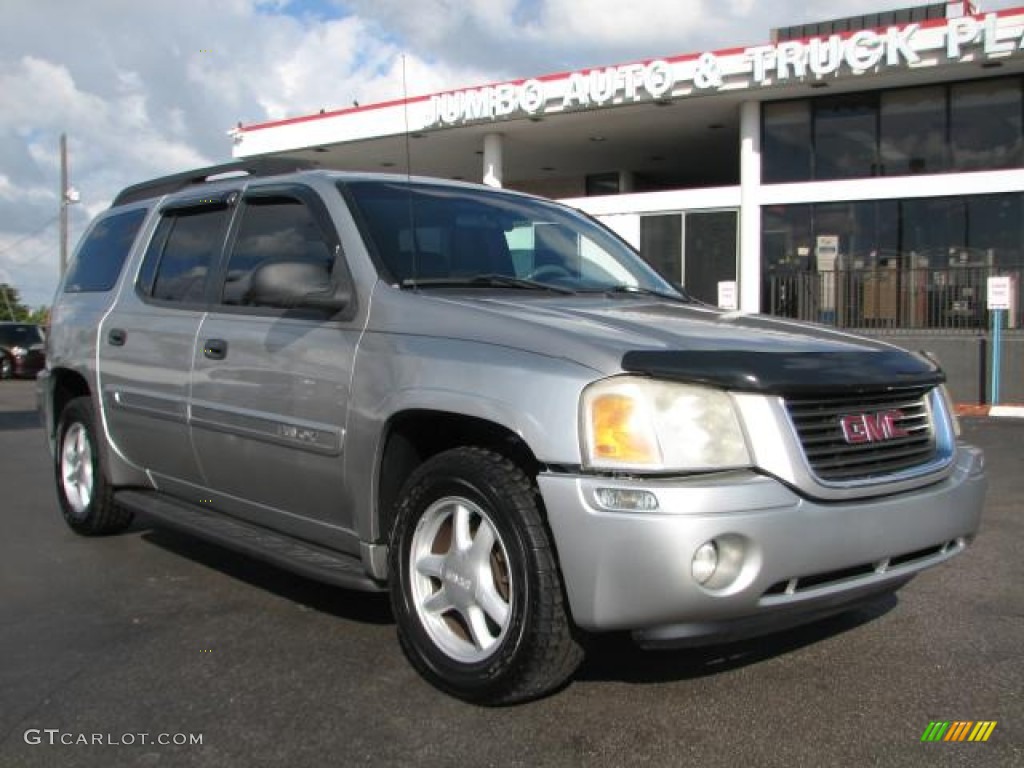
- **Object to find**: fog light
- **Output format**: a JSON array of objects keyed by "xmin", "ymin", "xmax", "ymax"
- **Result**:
[
  {"xmin": 692, "ymin": 541, "xmax": 719, "ymax": 585},
  {"xmin": 594, "ymin": 488, "xmax": 659, "ymax": 512}
]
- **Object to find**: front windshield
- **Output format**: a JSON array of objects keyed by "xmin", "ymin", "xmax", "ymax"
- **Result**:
[{"xmin": 342, "ymin": 180, "xmax": 680, "ymax": 296}]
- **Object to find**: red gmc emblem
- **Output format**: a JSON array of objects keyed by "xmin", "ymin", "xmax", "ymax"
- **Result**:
[{"xmin": 839, "ymin": 410, "xmax": 909, "ymax": 444}]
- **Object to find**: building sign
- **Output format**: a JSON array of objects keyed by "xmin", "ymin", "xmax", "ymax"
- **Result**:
[{"xmin": 426, "ymin": 13, "xmax": 1024, "ymax": 127}]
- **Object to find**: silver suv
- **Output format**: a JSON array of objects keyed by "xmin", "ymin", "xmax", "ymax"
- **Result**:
[{"xmin": 39, "ymin": 162, "xmax": 986, "ymax": 703}]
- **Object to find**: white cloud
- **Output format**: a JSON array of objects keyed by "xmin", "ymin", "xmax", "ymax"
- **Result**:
[
  {"xmin": 535, "ymin": 0, "xmax": 712, "ymax": 48},
  {"xmin": 1, "ymin": 0, "xmax": 1022, "ymax": 305}
]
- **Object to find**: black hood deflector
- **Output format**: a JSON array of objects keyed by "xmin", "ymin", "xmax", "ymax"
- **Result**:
[{"xmin": 621, "ymin": 349, "xmax": 945, "ymax": 395}]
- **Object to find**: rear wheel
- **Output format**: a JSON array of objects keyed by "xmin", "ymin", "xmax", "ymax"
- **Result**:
[
  {"xmin": 0, "ymin": 355, "xmax": 12, "ymax": 380},
  {"xmin": 389, "ymin": 447, "xmax": 582, "ymax": 704},
  {"xmin": 55, "ymin": 396, "xmax": 132, "ymax": 535}
]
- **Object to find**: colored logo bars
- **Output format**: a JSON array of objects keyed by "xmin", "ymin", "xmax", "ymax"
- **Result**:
[{"xmin": 921, "ymin": 721, "xmax": 997, "ymax": 743}]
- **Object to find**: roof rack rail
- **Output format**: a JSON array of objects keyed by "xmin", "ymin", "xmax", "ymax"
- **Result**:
[{"xmin": 110, "ymin": 157, "xmax": 317, "ymax": 208}]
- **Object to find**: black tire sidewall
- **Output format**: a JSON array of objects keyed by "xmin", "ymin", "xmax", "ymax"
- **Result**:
[
  {"xmin": 55, "ymin": 397, "xmax": 103, "ymax": 531},
  {"xmin": 390, "ymin": 454, "xmax": 539, "ymax": 701}
]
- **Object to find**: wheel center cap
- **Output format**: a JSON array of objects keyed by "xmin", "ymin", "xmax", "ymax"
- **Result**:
[{"xmin": 442, "ymin": 556, "xmax": 473, "ymax": 596}]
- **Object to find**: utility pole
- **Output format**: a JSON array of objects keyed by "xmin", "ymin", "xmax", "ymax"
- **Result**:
[
  {"xmin": 59, "ymin": 133, "xmax": 68, "ymax": 277},
  {"xmin": 59, "ymin": 133, "xmax": 79, "ymax": 278}
]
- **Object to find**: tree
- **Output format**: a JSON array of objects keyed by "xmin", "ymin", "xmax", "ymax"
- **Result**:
[
  {"xmin": 28, "ymin": 305, "xmax": 50, "ymax": 325},
  {"xmin": 0, "ymin": 283, "xmax": 34, "ymax": 322}
]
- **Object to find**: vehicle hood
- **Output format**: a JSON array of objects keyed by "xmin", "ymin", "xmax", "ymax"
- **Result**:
[{"xmin": 370, "ymin": 289, "xmax": 943, "ymax": 394}]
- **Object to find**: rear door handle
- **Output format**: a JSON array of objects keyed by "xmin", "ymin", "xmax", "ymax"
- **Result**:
[
  {"xmin": 107, "ymin": 328, "xmax": 127, "ymax": 346},
  {"xmin": 203, "ymin": 339, "xmax": 228, "ymax": 360}
]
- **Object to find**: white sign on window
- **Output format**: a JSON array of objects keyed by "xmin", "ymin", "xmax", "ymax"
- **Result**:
[
  {"xmin": 987, "ymin": 276, "xmax": 1012, "ymax": 310},
  {"xmin": 718, "ymin": 280, "xmax": 738, "ymax": 311}
]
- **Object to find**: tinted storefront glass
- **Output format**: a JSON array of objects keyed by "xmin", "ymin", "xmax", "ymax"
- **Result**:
[
  {"xmin": 880, "ymin": 86, "xmax": 947, "ymax": 175},
  {"xmin": 763, "ymin": 101, "xmax": 812, "ymax": 183},
  {"xmin": 814, "ymin": 94, "xmax": 879, "ymax": 180},
  {"xmin": 950, "ymin": 79, "xmax": 1024, "ymax": 171},
  {"xmin": 763, "ymin": 77, "xmax": 1024, "ymax": 183},
  {"xmin": 762, "ymin": 193, "xmax": 1023, "ymax": 329}
]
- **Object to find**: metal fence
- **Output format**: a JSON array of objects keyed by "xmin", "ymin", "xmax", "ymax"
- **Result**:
[{"xmin": 764, "ymin": 266, "xmax": 1022, "ymax": 331}]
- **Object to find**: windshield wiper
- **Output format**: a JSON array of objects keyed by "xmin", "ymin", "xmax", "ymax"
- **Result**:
[
  {"xmin": 401, "ymin": 274, "xmax": 576, "ymax": 295},
  {"xmin": 597, "ymin": 285, "xmax": 694, "ymax": 303}
]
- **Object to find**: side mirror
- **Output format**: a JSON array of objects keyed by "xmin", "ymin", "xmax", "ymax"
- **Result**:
[{"xmin": 248, "ymin": 260, "xmax": 351, "ymax": 312}]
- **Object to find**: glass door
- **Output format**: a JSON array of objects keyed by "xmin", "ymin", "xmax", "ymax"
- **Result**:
[
  {"xmin": 639, "ymin": 214, "xmax": 682, "ymax": 284},
  {"xmin": 684, "ymin": 210, "xmax": 738, "ymax": 306}
]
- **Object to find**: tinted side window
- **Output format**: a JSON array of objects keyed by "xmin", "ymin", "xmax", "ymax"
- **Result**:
[
  {"xmin": 221, "ymin": 197, "xmax": 333, "ymax": 306},
  {"xmin": 64, "ymin": 209, "xmax": 147, "ymax": 293},
  {"xmin": 139, "ymin": 207, "xmax": 230, "ymax": 303}
]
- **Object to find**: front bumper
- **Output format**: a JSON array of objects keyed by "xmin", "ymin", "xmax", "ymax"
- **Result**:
[{"xmin": 538, "ymin": 444, "xmax": 985, "ymax": 645}]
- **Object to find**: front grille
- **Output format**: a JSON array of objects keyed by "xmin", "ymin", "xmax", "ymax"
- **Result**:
[{"xmin": 784, "ymin": 386, "xmax": 937, "ymax": 482}]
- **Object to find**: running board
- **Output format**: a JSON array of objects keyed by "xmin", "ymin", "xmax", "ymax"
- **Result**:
[{"xmin": 115, "ymin": 489, "xmax": 385, "ymax": 592}]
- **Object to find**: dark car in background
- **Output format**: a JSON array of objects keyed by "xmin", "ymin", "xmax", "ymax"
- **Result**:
[{"xmin": 0, "ymin": 323, "xmax": 46, "ymax": 380}]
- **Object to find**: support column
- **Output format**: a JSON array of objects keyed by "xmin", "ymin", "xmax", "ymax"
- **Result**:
[
  {"xmin": 739, "ymin": 100, "xmax": 762, "ymax": 314},
  {"xmin": 482, "ymin": 133, "xmax": 504, "ymax": 188}
]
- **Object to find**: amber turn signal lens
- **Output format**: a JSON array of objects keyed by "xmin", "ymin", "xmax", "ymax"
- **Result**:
[{"xmin": 589, "ymin": 393, "xmax": 657, "ymax": 464}]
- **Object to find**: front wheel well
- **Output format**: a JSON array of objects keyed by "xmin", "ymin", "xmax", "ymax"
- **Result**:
[{"xmin": 377, "ymin": 411, "xmax": 541, "ymax": 542}]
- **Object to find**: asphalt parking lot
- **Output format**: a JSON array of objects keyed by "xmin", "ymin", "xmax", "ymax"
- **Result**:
[{"xmin": 1, "ymin": 378, "xmax": 1021, "ymax": 767}]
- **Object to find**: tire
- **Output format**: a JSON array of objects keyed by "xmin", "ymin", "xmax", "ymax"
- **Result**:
[
  {"xmin": 389, "ymin": 447, "xmax": 583, "ymax": 704},
  {"xmin": 0, "ymin": 355, "xmax": 12, "ymax": 380},
  {"xmin": 55, "ymin": 396, "xmax": 132, "ymax": 535}
]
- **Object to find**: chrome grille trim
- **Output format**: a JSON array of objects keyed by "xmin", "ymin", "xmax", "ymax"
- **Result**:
[{"xmin": 784, "ymin": 386, "xmax": 941, "ymax": 483}]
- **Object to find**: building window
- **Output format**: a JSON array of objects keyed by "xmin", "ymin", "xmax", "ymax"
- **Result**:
[
  {"xmin": 585, "ymin": 172, "xmax": 621, "ymax": 196},
  {"xmin": 813, "ymin": 93, "xmax": 879, "ymax": 180},
  {"xmin": 640, "ymin": 214, "xmax": 682, "ymax": 283},
  {"xmin": 762, "ymin": 193, "xmax": 1023, "ymax": 330},
  {"xmin": 950, "ymin": 78, "xmax": 1024, "ymax": 171},
  {"xmin": 763, "ymin": 76, "xmax": 1024, "ymax": 183},
  {"xmin": 880, "ymin": 86, "xmax": 947, "ymax": 175},
  {"xmin": 763, "ymin": 101, "xmax": 812, "ymax": 183}
]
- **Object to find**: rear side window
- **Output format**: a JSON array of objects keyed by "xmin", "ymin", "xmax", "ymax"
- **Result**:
[
  {"xmin": 0, "ymin": 324, "xmax": 44, "ymax": 346},
  {"xmin": 138, "ymin": 206, "xmax": 231, "ymax": 303},
  {"xmin": 64, "ymin": 209, "xmax": 147, "ymax": 293}
]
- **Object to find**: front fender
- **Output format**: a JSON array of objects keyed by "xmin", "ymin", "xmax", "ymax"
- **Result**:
[{"xmin": 344, "ymin": 332, "xmax": 600, "ymax": 543}]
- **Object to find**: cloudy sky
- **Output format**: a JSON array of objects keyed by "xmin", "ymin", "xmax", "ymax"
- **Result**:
[{"xmin": 1, "ymin": 0, "xmax": 1020, "ymax": 307}]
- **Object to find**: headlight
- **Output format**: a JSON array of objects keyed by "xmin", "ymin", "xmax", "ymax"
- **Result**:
[
  {"xmin": 580, "ymin": 376, "xmax": 751, "ymax": 472},
  {"xmin": 11, "ymin": 345, "xmax": 27, "ymax": 358}
]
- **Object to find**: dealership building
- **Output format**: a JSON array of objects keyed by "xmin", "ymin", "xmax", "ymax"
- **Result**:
[{"xmin": 231, "ymin": 1, "xmax": 1024, "ymax": 402}]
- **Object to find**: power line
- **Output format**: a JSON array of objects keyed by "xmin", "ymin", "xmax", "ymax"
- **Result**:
[{"xmin": 0, "ymin": 214, "xmax": 61, "ymax": 259}]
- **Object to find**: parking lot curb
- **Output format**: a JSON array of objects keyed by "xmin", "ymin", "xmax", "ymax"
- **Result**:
[
  {"xmin": 956, "ymin": 404, "xmax": 1024, "ymax": 419},
  {"xmin": 988, "ymin": 405, "xmax": 1024, "ymax": 419}
]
